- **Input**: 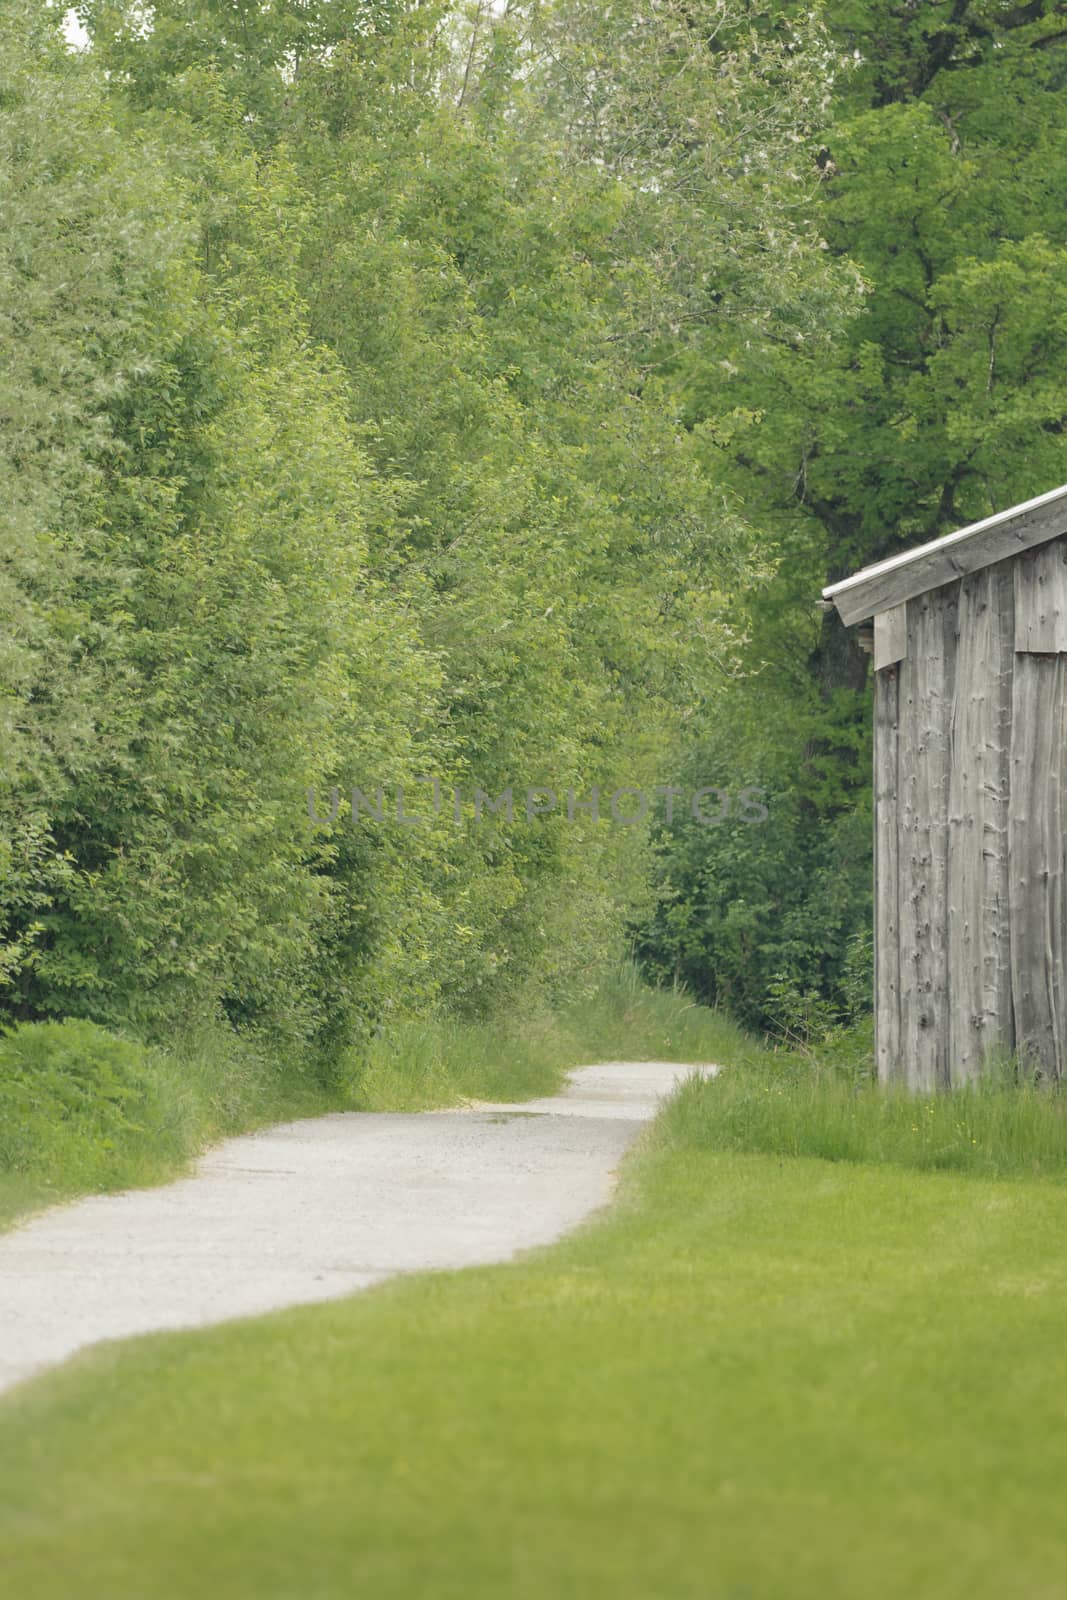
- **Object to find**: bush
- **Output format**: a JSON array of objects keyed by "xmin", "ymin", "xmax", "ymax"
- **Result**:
[
  {"xmin": 0, "ymin": 1016, "xmax": 336, "ymax": 1220},
  {"xmin": 0, "ymin": 1020, "xmax": 176, "ymax": 1190}
]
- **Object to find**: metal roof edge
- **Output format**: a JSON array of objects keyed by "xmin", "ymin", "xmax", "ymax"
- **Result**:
[{"xmin": 821, "ymin": 480, "xmax": 1067, "ymax": 602}]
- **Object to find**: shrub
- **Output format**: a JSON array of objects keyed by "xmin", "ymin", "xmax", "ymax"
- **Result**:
[{"xmin": 0, "ymin": 1020, "xmax": 174, "ymax": 1190}]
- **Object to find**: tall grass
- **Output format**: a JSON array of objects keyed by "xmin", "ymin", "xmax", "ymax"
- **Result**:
[
  {"xmin": 0, "ymin": 1019, "xmax": 342, "ymax": 1229},
  {"xmin": 0, "ymin": 966, "xmax": 738, "ymax": 1226},
  {"xmin": 10, "ymin": 966, "xmax": 1065, "ymax": 1235},
  {"xmin": 352, "ymin": 965, "xmax": 742, "ymax": 1109},
  {"xmin": 660, "ymin": 1025, "xmax": 1067, "ymax": 1182}
]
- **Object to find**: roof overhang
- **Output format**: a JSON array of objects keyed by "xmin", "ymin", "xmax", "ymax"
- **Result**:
[{"xmin": 823, "ymin": 481, "xmax": 1067, "ymax": 627}]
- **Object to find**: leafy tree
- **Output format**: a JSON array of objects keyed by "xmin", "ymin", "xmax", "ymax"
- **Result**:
[
  {"xmin": 639, "ymin": 0, "xmax": 1067, "ymax": 1032},
  {"xmin": 3, "ymin": 0, "xmax": 863, "ymax": 1053},
  {"xmin": 0, "ymin": 4, "xmax": 432, "ymax": 1049}
]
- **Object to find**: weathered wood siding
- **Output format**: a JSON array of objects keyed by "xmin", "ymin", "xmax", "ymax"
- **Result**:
[
  {"xmin": 946, "ymin": 565, "xmax": 1014, "ymax": 1085},
  {"xmin": 875, "ymin": 535, "xmax": 1067, "ymax": 1087},
  {"xmin": 874, "ymin": 602, "xmax": 908, "ymax": 671},
  {"xmin": 1014, "ymin": 539, "xmax": 1067, "ymax": 652},
  {"xmin": 1009, "ymin": 651, "xmax": 1067, "ymax": 1078},
  {"xmin": 874, "ymin": 663, "xmax": 901, "ymax": 1084}
]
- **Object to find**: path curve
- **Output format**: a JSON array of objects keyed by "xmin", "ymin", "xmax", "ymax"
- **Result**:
[{"xmin": 0, "ymin": 1060, "xmax": 713, "ymax": 1394}]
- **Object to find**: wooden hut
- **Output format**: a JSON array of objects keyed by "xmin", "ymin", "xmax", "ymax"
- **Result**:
[{"xmin": 823, "ymin": 483, "xmax": 1067, "ymax": 1091}]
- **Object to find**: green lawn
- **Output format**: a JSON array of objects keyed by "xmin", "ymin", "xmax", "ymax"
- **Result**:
[{"xmin": 4, "ymin": 1126, "xmax": 1067, "ymax": 1598}]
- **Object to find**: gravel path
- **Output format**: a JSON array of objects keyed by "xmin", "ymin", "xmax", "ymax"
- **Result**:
[{"xmin": 0, "ymin": 1060, "xmax": 713, "ymax": 1394}]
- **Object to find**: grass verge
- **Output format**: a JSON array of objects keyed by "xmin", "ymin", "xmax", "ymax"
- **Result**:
[
  {"xmin": 663, "ymin": 1019, "xmax": 1067, "ymax": 1181},
  {"xmin": 0, "ymin": 1019, "xmax": 341, "ymax": 1232},
  {"xmin": 0, "ymin": 967, "xmax": 739, "ymax": 1229},
  {"xmin": 350, "ymin": 964, "xmax": 745, "ymax": 1109}
]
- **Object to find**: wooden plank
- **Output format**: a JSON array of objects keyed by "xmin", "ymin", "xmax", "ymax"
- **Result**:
[
  {"xmin": 874, "ymin": 603, "xmax": 908, "ymax": 671},
  {"xmin": 946, "ymin": 563, "xmax": 1014, "ymax": 1084},
  {"xmin": 926, "ymin": 590, "xmax": 955, "ymax": 1092},
  {"xmin": 827, "ymin": 491, "xmax": 1067, "ymax": 627},
  {"xmin": 1013, "ymin": 536, "xmax": 1067, "ymax": 652},
  {"xmin": 978, "ymin": 565, "xmax": 1016, "ymax": 1074},
  {"xmin": 1009, "ymin": 652, "xmax": 1067, "ymax": 1080},
  {"xmin": 895, "ymin": 600, "xmax": 923, "ymax": 1089},
  {"xmin": 897, "ymin": 585, "xmax": 955, "ymax": 1091},
  {"xmin": 874, "ymin": 662, "xmax": 902, "ymax": 1083}
]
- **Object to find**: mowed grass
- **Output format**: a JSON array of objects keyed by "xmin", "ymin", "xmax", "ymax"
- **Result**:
[
  {"xmin": 3, "ymin": 1129, "xmax": 1067, "ymax": 1599},
  {"xmin": 7, "ymin": 989, "xmax": 1067, "ymax": 1595}
]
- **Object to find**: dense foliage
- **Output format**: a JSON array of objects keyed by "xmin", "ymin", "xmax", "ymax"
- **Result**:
[
  {"xmin": 7, "ymin": 2, "xmax": 1062, "ymax": 1055},
  {"xmin": 637, "ymin": 0, "xmax": 1067, "ymax": 1033},
  {"xmin": 1, "ymin": 0, "xmax": 846, "ymax": 1058}
]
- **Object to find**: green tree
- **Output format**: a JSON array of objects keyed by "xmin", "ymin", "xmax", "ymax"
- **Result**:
[
  {"xmin": 640, "ymin": 0, "xmax": 1067, "ymax": 1032},
  {"xmin": 78, "ymin": 0, "xmax": 847, "ymax": 1016},
  {"xmin": 4, "ymin": 0, "xmax": 862, "ymax": 1051},
  {"xmin": 0, "ymin": 4, "xmax": 433, "ymax": 1050}
]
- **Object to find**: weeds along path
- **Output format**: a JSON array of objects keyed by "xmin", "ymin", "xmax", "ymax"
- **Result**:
[{"xmin": 0, "ymin": 1062, "xmax": 715, "ymax": 1394}]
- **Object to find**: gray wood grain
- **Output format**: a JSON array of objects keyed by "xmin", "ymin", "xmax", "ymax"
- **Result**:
[
  {"xmin": 1009, "ymin": 652, "xmax": 1067, "ymax": 1079},
  {"xmin": 1014, "ymin": 539, "xmax": 1067, "ymax": 652},
  {"xmin": 896, "ymin": 588, "xmax": 954, "ymax": 1091},
  {"xmin": 874, "ymin": 663, "xmax": 902, "ymax": 1082},
  {"xmin": 874, "ymin": 602, "xmax": 908, "ymax": 671},
  {"xmin": 946, "ymin": 564, "xmax": 1014, "ymax": 1084}
]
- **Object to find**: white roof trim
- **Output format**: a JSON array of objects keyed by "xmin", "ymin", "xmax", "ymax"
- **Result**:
[{"xmin": 823, "ymin": 480, "xmax": 1067, "ymax": 603}]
